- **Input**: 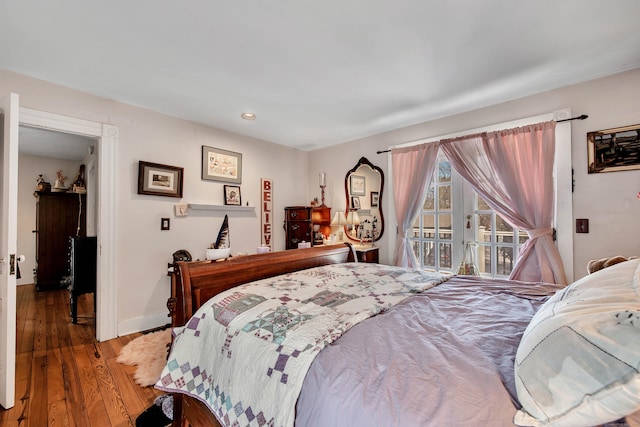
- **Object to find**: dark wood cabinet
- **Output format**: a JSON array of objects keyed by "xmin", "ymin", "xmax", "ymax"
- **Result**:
[
  {"xmin": 284, "ymin": 206, "xmax": 313, "ymax": 249},
  {"xmin": 35, "ymin": 191, "xmax": 86, "ymax": 291}
]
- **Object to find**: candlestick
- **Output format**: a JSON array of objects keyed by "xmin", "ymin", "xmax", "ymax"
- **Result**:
[{"xmin": 319, "ymin": 172, "xmax": 326, "ymax": 205}]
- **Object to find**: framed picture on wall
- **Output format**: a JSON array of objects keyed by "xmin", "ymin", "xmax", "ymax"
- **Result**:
[
  {"xmin": 350, "ymin": 174, "xmax": 366, "ymax": 196},
  {"xmin": 370, "ymin": 191, "xmax": 379, "ymax": 207},
  {"xmin": 224, "ymin": 185, "xmax": 242, "ymax": 206},
  {"xmin": 202, "ymin": 146, "xmax": 242, "ymax": 183},
  {"xmin": 137, "ymin": 161, "xmax": 184, "ymax": 198},
  {"xmin": 587, "ymin": 123, "xmax": 640, "ymax": 173}
]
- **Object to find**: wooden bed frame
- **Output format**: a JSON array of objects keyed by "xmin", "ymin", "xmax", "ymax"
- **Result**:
[{"xmin": 168, "ymin": 243, "xmax": 355, "ymax": 427}]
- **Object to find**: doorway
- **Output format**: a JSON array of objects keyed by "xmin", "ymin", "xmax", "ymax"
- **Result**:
[
  {"xmin": 19, "ymin": 106, "xmax": 119, "ymax": 341},
  {"xmin": 17, "ymin": 125, "xmax": 96, "ymax": 290}
]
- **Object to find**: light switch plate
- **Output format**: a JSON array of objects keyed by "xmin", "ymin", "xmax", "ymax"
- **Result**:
[{"xmin": 576, "ymin": 218, "xmax": 589, "ymax": 233}]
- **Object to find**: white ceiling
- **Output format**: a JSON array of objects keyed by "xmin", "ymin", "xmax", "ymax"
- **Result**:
[
  {"xmin": 19, "ymin": 126, "xmax": 95, "ymax": 160},
  {"xmin": 2, "ymin": 1, "xmax": 640, "ymax": 151}
]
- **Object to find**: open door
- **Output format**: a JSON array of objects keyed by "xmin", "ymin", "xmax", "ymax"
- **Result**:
[{"xmin": 0, "ymin": 93, "xmax": 19, "ymax": 409}]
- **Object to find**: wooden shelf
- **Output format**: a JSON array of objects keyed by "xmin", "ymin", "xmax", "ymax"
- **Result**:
[
  {"xmin": 312, "ymin": 205, "xmax": 332, "ymax": 243},
  {"xmin": 188, "ymin": 204, "xmax": 255, "ymax": 213}
]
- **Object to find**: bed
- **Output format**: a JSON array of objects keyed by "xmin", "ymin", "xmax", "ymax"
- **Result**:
[{"xmin": 158, "ymin": 243, "xmax": 640, "ymax": 427}]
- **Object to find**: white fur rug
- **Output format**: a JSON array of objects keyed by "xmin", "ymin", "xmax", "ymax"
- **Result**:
[{"xmin": 117, "ymin": 329, "xmax": 171, "ymax": 387}]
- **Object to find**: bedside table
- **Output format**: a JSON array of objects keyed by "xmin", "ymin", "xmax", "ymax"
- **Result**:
[{"xmin": 352, "ymin": 246, "xmax": 379, "ymax": 263}]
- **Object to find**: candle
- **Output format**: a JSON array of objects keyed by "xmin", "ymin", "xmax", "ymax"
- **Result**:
[{"xmin": 319, "ymin": 172, "xmax": 326, "ymax": 187}]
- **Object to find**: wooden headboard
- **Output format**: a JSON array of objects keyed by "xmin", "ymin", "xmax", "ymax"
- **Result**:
[{"xmin": 171, "ymin": 243, "xmax": 355, "ymax": 327}]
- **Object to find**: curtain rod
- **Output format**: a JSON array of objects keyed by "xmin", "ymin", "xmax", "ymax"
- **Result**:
[
  {"xmin": 376, "ymin": 114, "xmax": 589, "ymax": 154},
  {"xmin": 556, "ymin": 114, "xmax": 588, "ymax": 123}
]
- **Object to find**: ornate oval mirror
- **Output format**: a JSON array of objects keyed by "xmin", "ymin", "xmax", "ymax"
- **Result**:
[{"xmin": 344, "ymin": 157, "xmax": 384, "ymax": 242}]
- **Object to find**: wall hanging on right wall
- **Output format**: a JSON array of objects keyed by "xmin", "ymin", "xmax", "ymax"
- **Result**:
[{"xmin": 587, "ymin": 123, "xmax": 640, "ymax": 173}]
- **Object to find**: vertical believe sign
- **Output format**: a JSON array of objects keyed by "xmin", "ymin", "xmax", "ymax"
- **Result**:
[{"xmin": 261, "ymin": 178, "xmax": 272, "ymax": 249}]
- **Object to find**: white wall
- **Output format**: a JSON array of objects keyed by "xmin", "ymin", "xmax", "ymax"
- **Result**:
[
  {"xmin": 1, "ymin": 69, "xmax": 310, "ymax": 335},
  {"xmin": 16, "ymin": 154, "xmax": 83, "ymax": 285},
  {"xmin": 310, "ymin": 68, "xmax": 640, "ymax": 279},
  {"xmin": 4, "ymin": 66, "xmax": 640, "ymax": 335}
]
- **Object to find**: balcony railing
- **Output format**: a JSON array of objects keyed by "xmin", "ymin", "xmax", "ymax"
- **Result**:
[{"xmin": 411, "ymin": 226, "xmax": 522, "ymax": 275}]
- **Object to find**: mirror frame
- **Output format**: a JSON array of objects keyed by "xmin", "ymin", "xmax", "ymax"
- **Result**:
[{"xmin": 344, "ymin": 156, "xmax": 385, "ymax": 242}]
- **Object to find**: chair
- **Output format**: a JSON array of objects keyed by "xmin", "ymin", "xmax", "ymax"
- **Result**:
[{"xmin": 68, "ymin": 236, "xmax": 97, "ymax": 323}]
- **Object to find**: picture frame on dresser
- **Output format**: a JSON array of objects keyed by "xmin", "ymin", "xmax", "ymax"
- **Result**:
[
  {"xmin": 351, "ymin": 196, "xmax": 361, "ymax": 209},
  {"xmin": 202, "ymin": 145, "xmax": 243, "ymax": 183},
  {"xmin": 137, "ymin": 161, "xmax": 184, "ymax": 198}
]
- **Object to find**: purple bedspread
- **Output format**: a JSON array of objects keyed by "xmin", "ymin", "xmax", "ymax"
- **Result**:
[{"xmin": 296, "ymin": 275, "xmax": 563, "ymax": 427}]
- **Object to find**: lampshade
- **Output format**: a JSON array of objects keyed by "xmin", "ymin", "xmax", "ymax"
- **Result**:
[
  {"xmin": 346, "ymin": 210, "xmax": 360, "ymax": 225},
  {"xmin": 331, "ymin": 211, "xmax": 347, "ymax": 226}
]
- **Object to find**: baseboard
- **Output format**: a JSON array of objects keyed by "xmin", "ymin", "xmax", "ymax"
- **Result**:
[{"xmin": 118, "ymin": 312, "xmax": 171, "ymax": 337}]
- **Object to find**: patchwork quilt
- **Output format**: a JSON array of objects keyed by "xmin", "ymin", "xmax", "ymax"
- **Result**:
[{"xmin": 156, "ymin": 262, "xmax": 447, "ymax": 427}]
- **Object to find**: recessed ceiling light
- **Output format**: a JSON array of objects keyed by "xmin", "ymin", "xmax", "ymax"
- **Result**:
[{"xmin": 241, "ymin": 112, "xmax": 256, "ymax": 120}]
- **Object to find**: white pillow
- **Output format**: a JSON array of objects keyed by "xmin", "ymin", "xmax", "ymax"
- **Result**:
[{"xmin": 514, "ymin": 258, "xmax": 640, "ymax": 427}]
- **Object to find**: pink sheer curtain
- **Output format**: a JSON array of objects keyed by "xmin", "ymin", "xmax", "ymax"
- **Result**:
[
  {"xmin": 391, "ymin": 143, "xmax": 440, "ymax": 268},
  {"xmin": 440, "ymin": 121, "xmax": 567, "ymax": 284}
]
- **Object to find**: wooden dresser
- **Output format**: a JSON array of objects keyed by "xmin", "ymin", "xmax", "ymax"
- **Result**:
[
  {"xmin": 284, "ymin": 206, "xmax": 313, "ymax": 249},
  {"xmin": 35, "ymin": 191, "xmax": 86, "ymax": 291}
]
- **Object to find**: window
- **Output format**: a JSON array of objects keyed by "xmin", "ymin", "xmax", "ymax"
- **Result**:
[
  {"xmin": 410, "ymin": 154, "xmax": 528, "ymax": 277},
  {"xmin": 473, "ymin": 194, "xmax": 528, "ymax": 276},
  {"xmin": 411, "ymin": 157, "xmax": 461, "ymax": 273},
  {"xmin": 401, "ymin": 110, "xmax": 572, "ymax": 280}
]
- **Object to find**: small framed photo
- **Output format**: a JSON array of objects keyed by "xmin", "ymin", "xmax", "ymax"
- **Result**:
[
  {"xmin": 370, "ymin": 191, "xmax": 379, "ymax": 207},
  {"xmin": 137, "ymin": 161, "xmax": 183, "ymax": 198},
  {"xmin": 351, "ymin": 196, "xmax": 361, "ymax": 209},
  {"xmin": 350, "ymin": 174, "xmax": 366, "ymax": 196},
  {"xmin": 202, "ymin": 146, "xmax": 242, "ymax": 183},
  {"xmin": 224, "ymin": 185, "xmax": 241, "ymax": 206}
]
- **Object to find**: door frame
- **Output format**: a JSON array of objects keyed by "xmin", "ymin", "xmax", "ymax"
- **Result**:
[
  {"xmin": 1, "ymin": 93, "xmax": 19, "ymax": 409},
  {"xmin": 20, "ymin": 107, "xmax": 118, "ymax": 341}
]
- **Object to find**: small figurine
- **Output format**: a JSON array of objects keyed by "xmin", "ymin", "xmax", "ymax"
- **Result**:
[
  {"xmin": 71, "ymin": 165, "xmax": 87, "ymax": 193},
  {"xmin": 73, "ymin": 164, "xmax": 85, "ymax": 186},
  {"xmin": 35, "ymin": 174, "xmax": 51, "ymax": 192},
  {"xmin": 53, "ymin": 170, "xmax": 66, "ymax": 191}
]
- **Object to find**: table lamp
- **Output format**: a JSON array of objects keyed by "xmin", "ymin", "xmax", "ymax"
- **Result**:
[
  {"xmin": 346, "ymin": 210, "xmax": 361, "ymax": 239},
  {"xmin": 330, "ymin": 211, "xmax": 347, "ymax": 241}
]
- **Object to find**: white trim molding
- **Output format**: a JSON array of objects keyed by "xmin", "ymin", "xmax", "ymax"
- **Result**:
[
  {"xmin": 20, "ymin": 107, "xmax": 119, "ymax": 341},
  {"xmin": 117, "ymin": 312, "xmax": 170, "ymax": 337}
]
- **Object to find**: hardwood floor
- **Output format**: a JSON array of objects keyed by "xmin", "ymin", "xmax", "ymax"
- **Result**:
[{"xmin": 0, "ymin": 284, "xmax": 165, "ymax": 427}]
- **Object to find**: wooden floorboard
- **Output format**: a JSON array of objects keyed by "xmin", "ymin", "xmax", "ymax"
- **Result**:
[{"xmin": 0, "ymin": 284, "xmax": 165, "ymax": 426}]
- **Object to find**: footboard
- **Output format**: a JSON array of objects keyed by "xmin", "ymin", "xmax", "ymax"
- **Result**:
[{"xmin": 169, "ymin": 243, "xmax": 355, "ymax": 427}]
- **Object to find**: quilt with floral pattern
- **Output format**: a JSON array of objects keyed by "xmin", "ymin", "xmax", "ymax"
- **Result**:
[{"xmin": 157, "ymin": 262, "xmax": 447, "ymax": 427}]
